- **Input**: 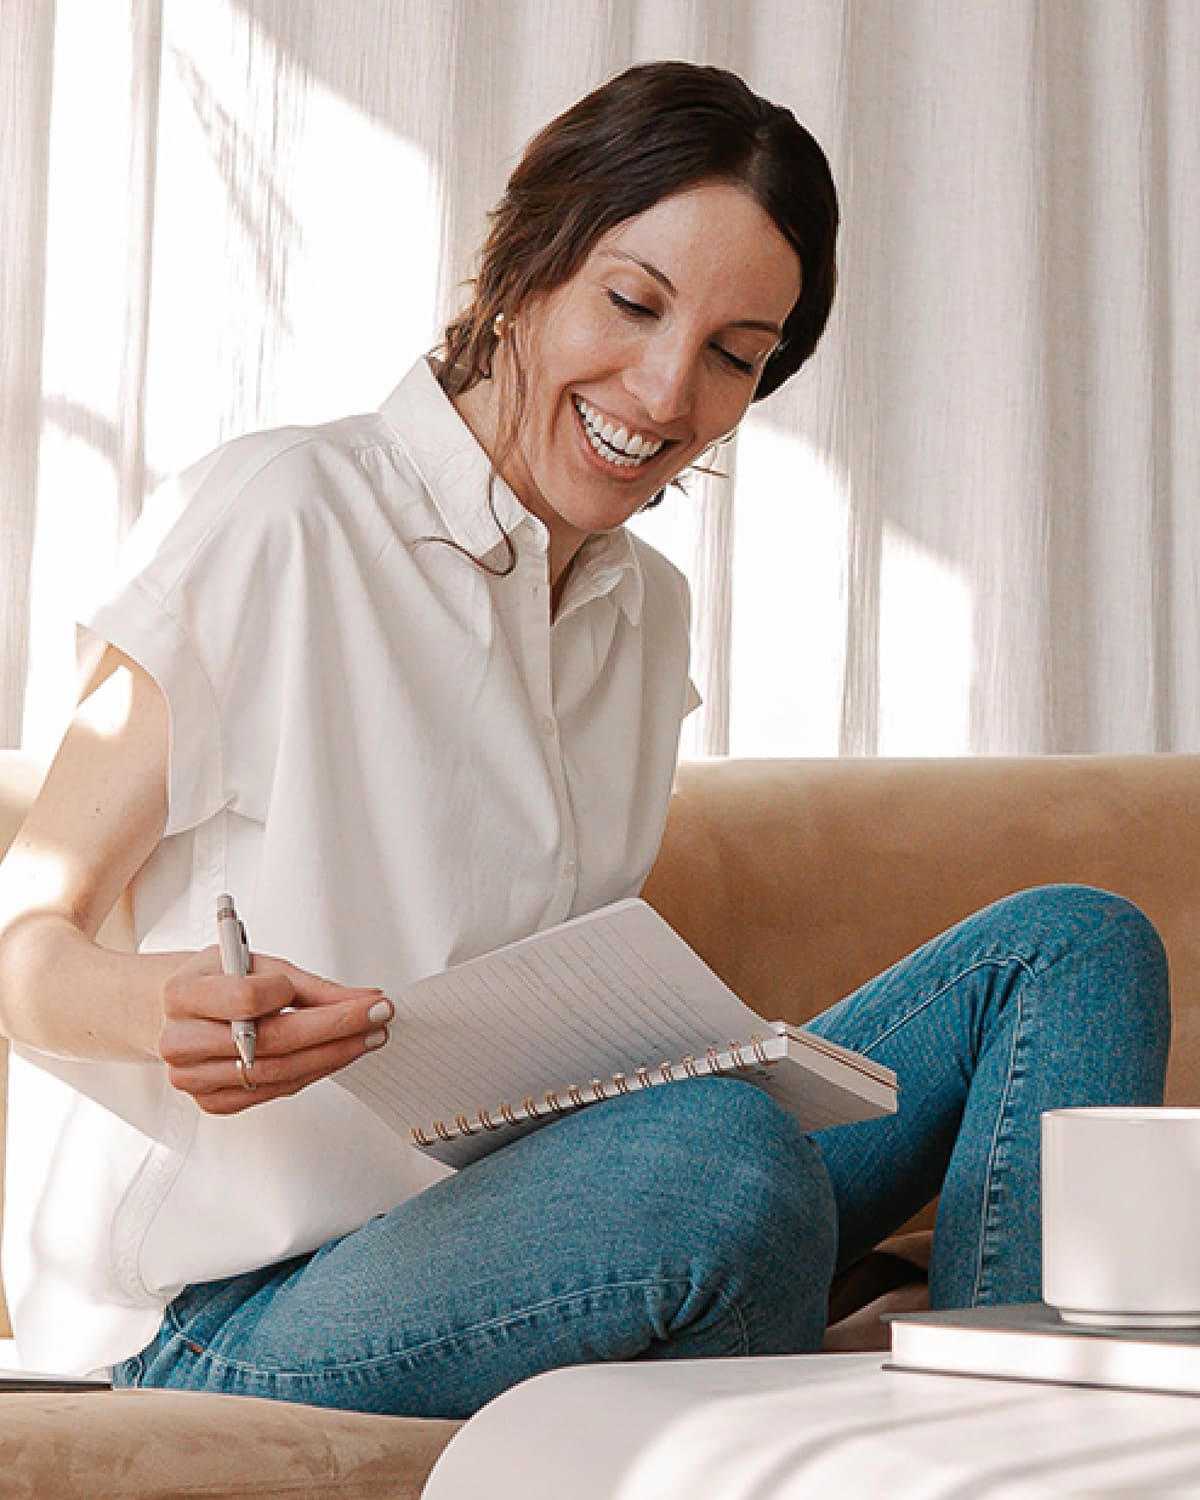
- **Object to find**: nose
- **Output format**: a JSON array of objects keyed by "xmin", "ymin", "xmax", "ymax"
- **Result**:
[{"xmin": 623, "ymin": 335, "xmax": 697, "ymax": 429}]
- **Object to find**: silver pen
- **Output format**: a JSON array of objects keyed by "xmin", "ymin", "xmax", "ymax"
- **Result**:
[{"xmin": 216, "ymin": 893, "xmax": 256, "ymax": 1068}]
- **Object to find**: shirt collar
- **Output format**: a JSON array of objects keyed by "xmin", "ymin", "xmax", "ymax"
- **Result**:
[
  {"xmin": 559, "ymin": 527, "xmax": 645, "ymax": 625},
  {"xmin": 379, "ymin": 358, "xmax": 644, "ymax": 624}
]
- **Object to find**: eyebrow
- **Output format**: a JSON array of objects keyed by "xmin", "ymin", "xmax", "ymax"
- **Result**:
[{"xmin": 610, "ymin": 252, "xmax": 785, "ymax": 337}]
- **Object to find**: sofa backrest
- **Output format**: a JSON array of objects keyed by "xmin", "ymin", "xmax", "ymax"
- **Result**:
[{"xmin": 644, "ymin": 755, "xmax": 1200, "ymax": 1103}]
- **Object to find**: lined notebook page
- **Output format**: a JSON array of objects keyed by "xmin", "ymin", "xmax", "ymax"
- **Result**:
[{"xmin": 335, "ymin": 899, "xmax": 772, "ymax": 1136}]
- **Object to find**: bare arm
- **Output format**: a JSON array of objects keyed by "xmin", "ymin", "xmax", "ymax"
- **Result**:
[{"xmin": 0, "ymin": 647, "xmax": 391, "ymax": 1112}]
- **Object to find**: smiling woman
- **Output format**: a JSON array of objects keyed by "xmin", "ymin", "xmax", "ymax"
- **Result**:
[
  {"xmin": 0, "ymin": 58, "xmax": 1168, "ymax": 1423},
  {"xmin": 0, "ymin": 62, "xmax": 844, "ymax": 1406},
  {"xmin": 454, "ymin": 183, "xmax": 802, "ymax": 586},
  {"xmin": 441, "ymin": 63, "xmax": 836, "ymax": 601}
]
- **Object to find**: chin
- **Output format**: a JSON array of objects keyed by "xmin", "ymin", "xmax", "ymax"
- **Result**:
[{"xmin": 571, "ymin": 484, "xmax": 658, "ymax": 533}]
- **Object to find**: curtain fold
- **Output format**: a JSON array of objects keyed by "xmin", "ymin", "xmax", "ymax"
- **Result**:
[
  {"xmin": 3, "ymin": 0, "xmax": 1197, "ymax": 760},
  {"xmin": 1, "ymin": 0, "xmax": 57, "ymax": 744}
]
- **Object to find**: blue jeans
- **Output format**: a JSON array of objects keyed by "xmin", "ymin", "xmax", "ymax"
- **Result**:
[{"xmin": 114, "ymin": 886, "xmax": 1169, "ymax": 1417}]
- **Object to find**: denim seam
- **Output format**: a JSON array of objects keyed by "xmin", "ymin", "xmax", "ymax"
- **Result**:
[
  {"xmin": 164, "ymin": 1274, "xmax": 700, "ymax": 1382},
  {"xmin": 856, "ymin": 954, "xmax": 1039, "ymax": 1058},
  {"xmin": 965, "ymin": 930, "xmax": 1090, "ymax": 1301},
  {"xmin": 848, "ymin": 951, "xmax": 1039, "ymax": 1303},
  {"xmin": 712, "ymin": 1286, "xmax": 752, "ymax": 1357},
  {"xmin": 968, "ymin": 974, "xmax": 1029, "ymax": 1303}
]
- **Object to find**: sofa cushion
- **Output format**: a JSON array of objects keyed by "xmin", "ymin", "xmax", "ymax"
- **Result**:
[{"xmin": 0, "ymin": 1388, "xmax": 460, "ymax": 1500}]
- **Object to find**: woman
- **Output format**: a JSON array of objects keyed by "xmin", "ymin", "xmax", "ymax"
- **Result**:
[{"xmin": 0, "ymin": 62, "xmax": 1168, "ymax": 1417}]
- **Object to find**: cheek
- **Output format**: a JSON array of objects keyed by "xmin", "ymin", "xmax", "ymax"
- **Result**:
[
  {"xmin": 696, "ymin": 387, "xmax": 754, "ymax": 451},
  {"xmin": 529, "ymin": 296, "xmax": 626, "ymax": 399}
]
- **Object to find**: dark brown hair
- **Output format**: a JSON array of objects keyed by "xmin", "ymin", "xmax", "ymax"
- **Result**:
[
  {"xmin": 441, "ymin": 61, "xmax": 838, "ymax": 405},
  {"xmin": 428, "ymin": 62, "xmax": 838, "ymax": 568}
]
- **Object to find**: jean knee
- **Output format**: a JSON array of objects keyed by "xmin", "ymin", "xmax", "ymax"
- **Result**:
[
  {"xmin": 626, "ymin": 1078, "xmax": 838, "ymax": 1280},
  {"xmin": 999, "ymin": 884, "xmax": 1170, "ymax": 1053},
  {"xmin": 1083, "ymin": 888, "xmax": 1170, "ymax": 1046}
]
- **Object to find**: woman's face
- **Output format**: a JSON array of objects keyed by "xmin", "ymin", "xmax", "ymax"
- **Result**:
[{"xmin": 495, "ymin": 181, "xmax": 802, "ymax": 557}]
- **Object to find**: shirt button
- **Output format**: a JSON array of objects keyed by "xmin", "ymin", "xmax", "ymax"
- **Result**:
[
  {"xmin": 562, "ymin": 859, "xmax": 578, "ymax": 878},
  {"xmin": 541, "ymin": 716, "xmax": 557, "ymax": 737}
]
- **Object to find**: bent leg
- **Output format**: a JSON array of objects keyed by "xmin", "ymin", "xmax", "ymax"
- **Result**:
[
  {"xmin": 115, "ymin": 1077, "xmax": 835, "ymax": 1417},
  {"xmin": 807, "ymin": 886, "xmax": 1169, "ymax": 1307}
]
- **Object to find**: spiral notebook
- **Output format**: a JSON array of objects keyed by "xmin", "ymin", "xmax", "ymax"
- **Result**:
[{"xmin": 335, "ymin": 898, "xmax": 897, "ymax": 1168}]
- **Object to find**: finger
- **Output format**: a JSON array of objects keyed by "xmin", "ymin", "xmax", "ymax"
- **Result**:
[
  {"xmin": 171, "ymin": 1027, "xmax": 386, "ymax": 1094},
  {"xmin": 170, "ymin": 1028, "xmax": 388, "ymax": 1113},
  {"xmin": 190, "ymin": 1070, "xmax": 318, "ymax": 1115},
  {"xmin": 164, "ymin": 950, "xmax": 384, "ymax": 1025},
  {"xmin": 259, "ymin": 956, "xmax": 386, "ymax": 1011},
  {"xmin": 162, "ymin": 965, "xmax": 298, "ymax": 1024},
  {"xmin": 159, "ymin": 991, "xmax": 393, "ymax": 1066}
]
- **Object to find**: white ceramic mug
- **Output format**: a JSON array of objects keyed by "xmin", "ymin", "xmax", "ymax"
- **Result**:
[{"xmin": 1042, "ymin": 1106, "xmax": 1200, "ymax": 1328}]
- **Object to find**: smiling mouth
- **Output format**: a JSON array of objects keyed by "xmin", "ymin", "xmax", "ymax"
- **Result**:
[{"xmin": 572, "ymin": 396, "xmax": 667, "ymax": 470}]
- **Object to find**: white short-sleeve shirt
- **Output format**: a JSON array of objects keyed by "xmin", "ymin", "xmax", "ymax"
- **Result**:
[{"xmin": 3, "ymin": 357, "xmax": 698, "ymax": 1374}]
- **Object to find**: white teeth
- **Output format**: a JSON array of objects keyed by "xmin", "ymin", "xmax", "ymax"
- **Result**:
[{"xmin": 572, "ymin": 397, "xmax": 664, "ymax": 468}]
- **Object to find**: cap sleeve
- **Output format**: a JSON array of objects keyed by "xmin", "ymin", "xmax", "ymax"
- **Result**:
[
  {"xmin": 83, "ymin": 581, "xmax": 225, "ymax": 837},
  {"xmin": 79, "ymin": 432, "xmax": 311, "ymax": 836}
]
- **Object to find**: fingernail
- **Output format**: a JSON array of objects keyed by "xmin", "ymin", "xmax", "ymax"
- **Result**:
[
  {"xmin": 367, "ymin": 999, "xmax": 393, "ymax": 1025},
  {"xmin": 364, "ymin": 1028, "xmax": 388, "ymax": 1050}
]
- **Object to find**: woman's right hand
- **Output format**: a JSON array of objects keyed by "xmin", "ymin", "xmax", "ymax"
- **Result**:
[
  {"xmin": 157, "ymin": 946, "xmax": 393, "ymax": 1115},
  {"xmin": 0, "ymin": 646, "xmax": 394, "ymax": 1083}
]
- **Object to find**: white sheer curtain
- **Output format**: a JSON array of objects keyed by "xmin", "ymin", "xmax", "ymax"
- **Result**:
[{"xmin": 3, "ymin": 0, "xmax": 1197, "ymax": 761}]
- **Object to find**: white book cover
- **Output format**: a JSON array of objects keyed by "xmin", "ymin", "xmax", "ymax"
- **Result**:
[{"xmin": 887, "ymin": 1301, "xmax": 1200, "ymax": 1397}]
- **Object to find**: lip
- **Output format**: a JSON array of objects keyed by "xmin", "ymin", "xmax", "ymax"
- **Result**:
[{"xmin": 570, "ymin": 395, "xmax": 675, "ymax": 482}]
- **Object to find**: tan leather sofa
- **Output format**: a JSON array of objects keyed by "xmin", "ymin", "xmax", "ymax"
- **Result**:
[{"xmin": 2, "ymin": 749, "xmax": 1198, "ymax": 1498}]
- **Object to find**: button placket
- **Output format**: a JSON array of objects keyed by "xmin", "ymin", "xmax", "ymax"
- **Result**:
[{"xmin": 518, "ymin": 544, "xmax": 578, "ymax": 922}]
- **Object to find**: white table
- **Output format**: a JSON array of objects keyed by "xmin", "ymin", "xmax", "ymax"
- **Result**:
[{"xmin": 423, "ymin": 1351, "xmax": 1200, "ymax": 1498}]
